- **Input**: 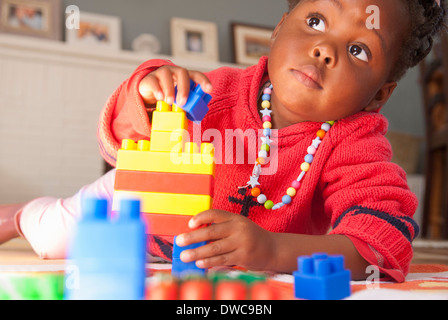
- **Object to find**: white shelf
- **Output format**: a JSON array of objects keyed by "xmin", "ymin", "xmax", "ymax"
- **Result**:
[{"xmin": 0, "ymin": 33, "xmax": 242, "ymax": 72}]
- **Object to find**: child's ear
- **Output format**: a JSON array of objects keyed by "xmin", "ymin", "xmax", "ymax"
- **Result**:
[
  {"xmin": 271, "ymin": 12, "xmax": 289, "ymax": 43},
  {"xmin": 364, "ymin": 81, "xmax": 397, "ymax": 112}
]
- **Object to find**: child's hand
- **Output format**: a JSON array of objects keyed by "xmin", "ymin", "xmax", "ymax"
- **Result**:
[
  {"xmin": 0, "ymin": 203, "xmax": 24, "ymax": 245},
  {"xmin": 139, "ymin": 65, "xmax": 213, "ymax": 107},
  {"xmin": 175, "ymin": 210, "xmax": 277, "ymax": 271}
]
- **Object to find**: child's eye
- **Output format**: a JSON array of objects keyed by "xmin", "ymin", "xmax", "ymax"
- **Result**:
[
  {"xmin": 306, "ymin": 17, "xmax": 326, "ymax": 32},
  {"xmin": 349, "ymin": 45, "xmax": 369, "ymax": 62}
]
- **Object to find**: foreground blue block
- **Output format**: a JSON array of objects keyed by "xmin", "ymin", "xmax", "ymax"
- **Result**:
[
  {"xmin": 175, "ymin": 80, "xmax": 212, "ymax": 122},
  {"xmin": 172, "ymin": 236, "xmax": 207, "ymax": 278},
  {"xmin": 65, "ymin": 198, "xmax": 147, "ymax": 300},
  {"xmin": 293, "ymin": 253, "xmax": 351, "ymax": 300}
]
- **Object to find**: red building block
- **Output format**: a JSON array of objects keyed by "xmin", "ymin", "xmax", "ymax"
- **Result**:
[
  {"xmin": 142, "ymin": 213, "xmax": 192, "ymax": 236},
  {"xmin": 114, "ymin": 170, "xmax": 214, "ymax": 196}
]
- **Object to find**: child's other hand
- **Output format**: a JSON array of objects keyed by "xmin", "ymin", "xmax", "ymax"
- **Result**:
[
  {"xmin": 175, "ymin": 210, "xmax": 276, "ymax": 271},
  {"xmin": 0, "ymin": 203, "xmax": 24, "ymax": 245},
  {"xmin": 139, "ymin": 65, "xmax": 213, "ymax": 107}
]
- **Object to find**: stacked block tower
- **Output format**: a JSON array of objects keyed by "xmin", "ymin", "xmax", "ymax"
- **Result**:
[{"xmin": 112, "ymin": 83, "xmax": 214, "ymax": 276}]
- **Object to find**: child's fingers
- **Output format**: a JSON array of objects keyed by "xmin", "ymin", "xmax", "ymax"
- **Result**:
[
  {"xmin": 138, "ymin": 75, "xmax": 164, "ymax": 105},
  {"xmin": 155, "ymin": 66, "xmax": 176, "ymax": 105},
  {"xmin": 173, "ymin": 67, "xmax": 192, "ymax": 107},
  {"xmin": 195, "ymin": 253, "xmax": 232, "ymax": 269},
  {"xmin": 188, "ymin": 70, "xmax": 213, "ymax": 94},
  {"xmin": 139, "ymin": 66, "xmax": 212, "ymax": 107},
  {"xmin": 180, "ymin": 238, "xmax": 235, "ymax": 267},
  {"xmin": 177, "ymin": 216, "xmax": 232, "ymax": 248},
  {"xmin": 188, "ymin": 209, "xmax": 233, "ymax": 230}
]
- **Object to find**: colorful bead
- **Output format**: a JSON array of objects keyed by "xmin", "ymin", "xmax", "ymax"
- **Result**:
[
  {"xmin": 256, "ymin": 157, "xmax": 267, "ymax": 165},
  {"xmin": 304, "ymin": 154, "xmax": 314, "ymax": 164},
  {"xmin": 264, "ymin": 200, "xmax": 274, "ymax": 210},
  {"xmin": 321, "ymin": 122, "xmax": 331, "ymax": 132},
  {"xmin": 262, "ymin": 115, "xmax": 271, "ymax": 122},
  {"xmin": 286, "ymin": 187, "xmax": 297, "ymax": 197},
  {"xmin": 261, "ymin": 144, "xmax": 270, "ymax": 152},
  {"xmin": 300, "ymin": 162, "xmax": 311, "ymax": 172},
  {"xmin": 263, "ymin": 122, "xmax": 272, "ymax": 129},
  {"xmin": 316, "ymin": 129, "xmax": 326, "ymax": 139},
  {"xmin": 258, "ymin": 150, "xmax": 268, "ymax": 158},
  {"xmin": 292, "ymin": 180, "xmax": 301, "ymax": 189},
  {"xmin": 261, "ymin": 100, "xmax": 271, "ymax": 109},
  {"xmin": 282, "ymin": 195, "xmax": 292, "ymax": 204},
  {"xmin": 307, "ymin": 146, "xmax": 316, "ymax": 155},
  {"xmin": 326, "ymin": 121, "xmax": 335, "ymax": 125},
  {"xmin": 262, "ymin": 94, "xmax": 271, "ymax": 101},
  {"xmin": 263, "ymin": 128, "xmax": 271, "ymax": 137},
  {"xmin": 251, "ymin": 187, "xmax": 261, "ymax": 197},
  {"xmin": 263, "ymin": 87, "xmax": 272, "ymax": 95},
  {"xmin": 257, "ymin": 194, "xmax": 267, "ymax": 204}
]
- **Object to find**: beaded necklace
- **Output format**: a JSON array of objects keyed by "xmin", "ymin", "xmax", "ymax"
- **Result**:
[{"xmin": 244, "ymin": 84, "xmax": 335, "ymax": 210}]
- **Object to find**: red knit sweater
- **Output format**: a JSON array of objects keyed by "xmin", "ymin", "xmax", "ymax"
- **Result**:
[{"xmin": 98, "ymin": 57, "xmax": 419, "ymax": 282}]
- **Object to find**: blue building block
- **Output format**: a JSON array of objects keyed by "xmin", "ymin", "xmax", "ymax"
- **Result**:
[
  {"xmin": 172, "ymin": 236, "xmax": 207, "ymax": 278},
  {"xmin": 293, "ymin": 253, "xmax": 351, "ymax": 300},
  {"xmin": 65, "ymin": 198, "xmax": 147, "ymax": 300},
  {"xmin": 175, "ymin": 80, "xmax": 212, "ymax": 122}
]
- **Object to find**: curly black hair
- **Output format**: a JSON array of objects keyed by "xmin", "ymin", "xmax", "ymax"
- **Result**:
[{"xmin": 287, "ymin": 0, "xmax": 447, "ymax": 81}]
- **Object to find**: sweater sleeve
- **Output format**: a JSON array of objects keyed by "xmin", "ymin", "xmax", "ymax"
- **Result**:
[
  {"xmin": 16, "ymin": 170, "xmax": 116, "ymax": 259},
  {"xmin": 97, "ymin": 59, "xmax": 176, "ymax": 167},
  {"xmin": 321, "ymin": 114, "xmax": 419, "ymax": 282}
]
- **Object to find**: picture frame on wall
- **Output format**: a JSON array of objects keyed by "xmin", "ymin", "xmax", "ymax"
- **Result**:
[
  {"xmin": 171, "ymin": 17, "xmax": 219, "ymax": 62},
  {"xmin": 0, "ymin": 0, "xmax": 62, "ymax": 40},
  {"xmin": 65, "ymin": 11, "xmax": 122, "ymax": 51},
  {"xmin": 232, "ymin": 22, "xmax": 274, "ymax": 66}
]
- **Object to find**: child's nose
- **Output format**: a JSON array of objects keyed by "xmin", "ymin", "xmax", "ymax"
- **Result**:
[{"xmin": 311, "ymin": 44, "xmax": 337, "ymax": 68}]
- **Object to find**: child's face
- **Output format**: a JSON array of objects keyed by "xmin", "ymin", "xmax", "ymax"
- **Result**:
[{"xmin": 267, "ymin": 0, "xmax": 410, "ymax": 127}]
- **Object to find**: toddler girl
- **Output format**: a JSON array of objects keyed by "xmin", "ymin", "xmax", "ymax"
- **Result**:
[{"xmin": 1, "ymin": 0, "xmax": 446, "ymax": 282}]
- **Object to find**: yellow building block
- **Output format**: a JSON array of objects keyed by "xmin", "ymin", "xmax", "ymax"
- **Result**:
[
  {"xmin": 112, "ymin": 190, "xmax": 212, "ymax": 216},
  {"xmin": 116, "ymin": 139, "xmax": 215, "ymax": 175},
  {"xmin": 151, "ymin": 101, "xmax": 188, "ymax": 132},
  {"xmin": 149, "ymin": 130, "xmax": 187, "ymax": 153}
]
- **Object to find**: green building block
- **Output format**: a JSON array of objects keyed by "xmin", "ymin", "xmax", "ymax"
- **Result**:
[{"xmin": 0, "ymin": 272, "xmax": 64, "ymax": 300}]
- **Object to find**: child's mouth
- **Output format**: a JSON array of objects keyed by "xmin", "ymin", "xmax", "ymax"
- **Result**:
[{"xmin": 291, "ymin": 66, "xmax": 323, "ymax": 90}]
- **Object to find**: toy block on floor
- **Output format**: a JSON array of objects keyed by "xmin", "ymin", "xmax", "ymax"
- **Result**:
[
  {"xmin": 146, "ymin": 271, "xmax": 280, "ymax": 300},
  {"xmin": 293, "ymin": 253, "xmax": 351, "ymax": 300},
  {"xmin": 172, "ymin": 236, "xmax": 207, "ymax": 278},
  {"xmin": 65, "ymin": 198, "xmax": 146, "ymax": 300},
  {"xmin": 0, "ymin": 273, "xmax": 64, "ymax": 300}
]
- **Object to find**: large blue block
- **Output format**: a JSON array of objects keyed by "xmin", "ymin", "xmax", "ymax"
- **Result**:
[
  {"xmin": 172, "ymin": 236, "xmax": 207, "ymax": 278},
  {"xmin": 65, "ymin": 198, "xmax": 147, "ymax": 300},
  {"xmin": 175, "ymin": 80, "xmax": 212, "ymax": 122},
  {"xmin": 293, "ymin": 253, "xmax": 351, "ymax": 300}
]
